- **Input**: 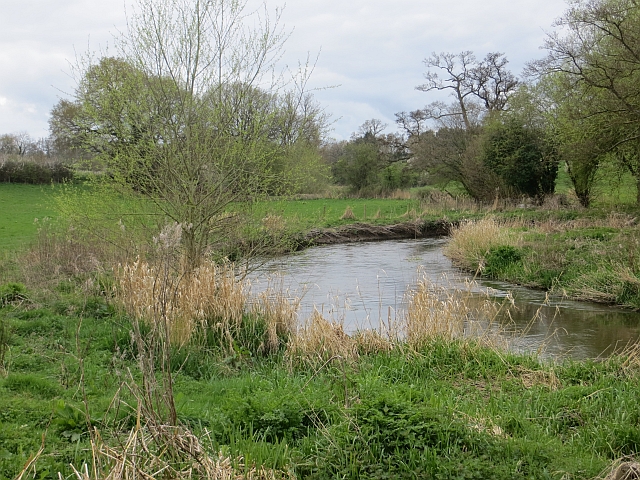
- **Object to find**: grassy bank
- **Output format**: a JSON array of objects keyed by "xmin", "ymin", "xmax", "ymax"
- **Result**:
[
  {"xmin": 1, "ymin": 277, "xmax": 640, "ymax": 479},
  {"xmin": 0, "ymin": 184, "xmax": 57, "ymax": 252},
  {"xmin": 446, "ymin": 216, "xmax": 640, "ymax": 308}
]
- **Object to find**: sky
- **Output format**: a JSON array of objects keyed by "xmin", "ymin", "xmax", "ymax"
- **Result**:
[{"xmin": 0, "ymin": 0, "xmax": 568, "ymax": 141}]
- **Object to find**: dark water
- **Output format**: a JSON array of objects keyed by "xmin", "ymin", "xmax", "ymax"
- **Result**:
[{"xmin": 250, "ymin": 238, "xmax": 640, "ymax": 360}]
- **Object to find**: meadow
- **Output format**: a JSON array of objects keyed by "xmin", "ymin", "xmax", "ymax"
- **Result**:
[
  {"xmin": 0, "ymin": 184, "xmax": 57, "ymax": 252},
  {"xmin": 1, "ymin": 179, "xmax": 640, "ymax": 479}
]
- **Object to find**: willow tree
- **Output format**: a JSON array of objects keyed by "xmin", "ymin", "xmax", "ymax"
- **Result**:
[
  {"xmin": 536, "ymin": 0, "xmax": 640, "ymax": 204},
  {"xmin": 54, "ymin": 0, "xmax": 326, "ymax": 268}
]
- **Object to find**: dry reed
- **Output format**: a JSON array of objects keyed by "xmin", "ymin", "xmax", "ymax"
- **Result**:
[
  {"xmin": 287, "ymin": 310, "xmax": 358, "ymax": 365},
  {"xmin": 444, "ymin": 218, "xmax": 518, "ymax": 269},
  {"xmin": 116, "ymin": 259, "xmax": 247, "ymax": 346},
  {"xmin": 250, "ymin": 288, "xmax": 299, "ymax": 354},
  {"xmin": 403, "ymin": 275, "xmax": 511, "ymax": 350},
  {"xmin": 340, "ymin": 206, "xmax": 356, "ymax": 220},
  {"xmin": 63, "ymin": 423, "xmax": 290, "ymax": 480}
]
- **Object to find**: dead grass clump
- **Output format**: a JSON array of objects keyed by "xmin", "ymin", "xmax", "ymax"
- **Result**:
[
  {"xmin": 21, "ymin": 225, "xmax": 107, "ymax": 287},
  {"xmin": 372, "ymin": 208, "xmax": 381, "ymax": 220},
  {"xmin": 390, "ymin": 189, "xmax": 411, "ymax": 200},
  {"xmin": 287, "ymin": 310, "xmax": 358, "ymax": 365},
  {"xmin": 603, "ymin": 459, "xmax": 640, "ymax": 480},
  {"xmin": 261, "ymin": 214, "xmax": 286, "ymax": 233},
  {"xmin": 116, "ymin": 259, "xmax": 247, "ymax": 346},
  {"xmin": 352, "ymin": 329, "xmax": 395, "ymax": 355},
  {"xmin": 404, "ymin": 276, "xmax": 510, "ymax": 350},
  {"xmin": 444, "ymin": 217, "xmax": 517, "ymax": 270},
  {"xmin": 619, "ymin": 342, "xmax": 640, "ymax": 376},
  {"xmin": 401, "ymin": 208, "xmax": 418, "ymax": 219},
  {"xmin": 250, "ymin": 289, "xmax": 299, "ymax": 354},
  {"xmin": 58, "ymin": 424, "xmax": 291, "ymax": 480},
  {"xmin": 340, "ymin": 206, "xmax": 356, "ymax": 220},
  {"xmin": 515, "ymin": 366, "xmax": 561, "ymax": 391}
]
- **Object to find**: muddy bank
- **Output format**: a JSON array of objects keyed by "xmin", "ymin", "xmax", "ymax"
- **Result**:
[{"xmin": 299, "ymin": 220, "xmax": 453, "ymax": 248}]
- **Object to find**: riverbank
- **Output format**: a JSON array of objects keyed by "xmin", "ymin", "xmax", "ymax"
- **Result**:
[
  {"xmin": 300, "ymin": 219, "xmax": 452, "ymax": 246},
  {"xmin": 446, "ymin": 216, "xmax": 640, "ymax": 310},
  {"xmin": 2, "ymin": 280, "xmax": 640, "ymax": 479},
  {"xmin": 2, "ymin": 184, "xmax": 640, "ymax": 478}
]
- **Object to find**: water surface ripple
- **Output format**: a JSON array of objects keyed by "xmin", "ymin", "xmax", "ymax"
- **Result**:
[{"xmin": 250, "ymin": 238, "xmax": 640, "ymax": 360}]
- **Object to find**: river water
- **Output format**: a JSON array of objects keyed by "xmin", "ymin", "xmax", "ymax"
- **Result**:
[{"xmin": 249, "ymin": 238, "xmax": 640, "ymax": 361}]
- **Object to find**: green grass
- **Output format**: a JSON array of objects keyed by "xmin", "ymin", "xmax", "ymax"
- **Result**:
[
  {"xmin": 249, "ymin": 197, "xmax": 421, "ymax": 230},
  {"xmin": 0, "ymin": 184, "xmax": 57, "ymax": 252},
  {"xmin": 448, "ymin": 218, "xmax": 640, "ymax": 308},
  {"xmin": 1, "ymin": 286, "xmax": 639, "ymax": 479}
]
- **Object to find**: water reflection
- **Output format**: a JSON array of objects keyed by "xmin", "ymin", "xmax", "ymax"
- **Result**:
[{"xmin": 250, "ymin": 238, "xmax": 640, "ymax": 360}]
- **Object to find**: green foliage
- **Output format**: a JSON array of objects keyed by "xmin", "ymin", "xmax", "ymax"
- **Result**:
[
  {"xmin": 540, "ymin": 0, "xmax": 640, "ymax": 205},
  {"xmin": 0, "ymin": 282, "xmax": 27, "ymax": 306},
  {"xmin": 333, "ymin": 141, "xmax": 381, "ymax": 192},
  {"xmin": 52, "ymin": 401, "xmax": 92, "ymax": 443},
  {"xmin": 483, "ymin": 245, "xmax": 523, "ymax": 278},
  {"xmin": 3, "ymin": 373, "xmax": 61, "ymax": 399},
  {"xmin": 0, "ymin": 160, "xmax": 73, "ymax": 184},
  {"xmin": 481, "ymin": 116, "xmax": 558, "ymax": 199},
  {"xmin": 52, "ymin": 0, "xmax": 328, "ymax": 268},
  {"xmin": 1, "ymin": 291, "xmax": 639, "ymax": 479}
]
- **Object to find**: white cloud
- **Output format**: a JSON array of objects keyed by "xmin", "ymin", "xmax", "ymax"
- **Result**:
[{"xmin": 0, "ymin": 0, "xmax": 567, "ymax": 139}]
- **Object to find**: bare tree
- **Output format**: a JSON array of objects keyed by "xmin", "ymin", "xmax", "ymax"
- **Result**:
[
  {"xmin": 417, "ymin": 51, "xmax": 480, "ymax": 130},
  {"xmin": 416, "ymin": 51, "xmax": 518, "ymax": 130},
  {"xmin": 356, "ymin": 118, "xmax": 388, "ymax": 139}
]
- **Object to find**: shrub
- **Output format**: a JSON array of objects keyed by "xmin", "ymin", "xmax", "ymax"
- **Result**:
[
  {"xmin": 0, "ymin": 160, "xmax": 73, "ymax": 184},
  {"xmin": 0, "ymin": 282, "xmax": 28, "ymax": 306},
  {"xmin": 483, "ymin": 245, "xmax": 523, "ymax": 278}
]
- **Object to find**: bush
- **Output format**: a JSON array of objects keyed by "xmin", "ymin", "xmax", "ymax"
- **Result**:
[
  {"xmin": 483, "ymin": 245, "xmax": 523, "ymax": 278},
  {"xmin": 0, "ymin": 160, "xmax": 73, "ymax": 184},
  {"xmin": 0, "ymin": 282, "xmax": 28, "ymax": 306}
]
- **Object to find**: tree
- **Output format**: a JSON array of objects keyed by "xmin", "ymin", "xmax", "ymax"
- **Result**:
[
  {"xmin": 0, "ymin": 132, "xmax": 37, "ymax": 157},
  {"xmin": 56, "ymin": 0, "xmax": 327, "ymax": 267},
  {"xmin": 535, "ymin": 0, "xmax": 640, "ymax": 203},
  {"xmin": 481, "ymin": 114, "xmax": 559, "ymax": 200},
  {"xmin": 398, "ymin": 51, "xmax": 520, "ymax": 198},
  {"xmin": 416, "ymin": 51, "xmax": 518, "ymax": 131}
]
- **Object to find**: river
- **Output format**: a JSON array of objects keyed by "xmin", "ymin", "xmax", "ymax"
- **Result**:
[{"xmin": 249, "ymin": 238, "xmax": 640, "ymax": 360}]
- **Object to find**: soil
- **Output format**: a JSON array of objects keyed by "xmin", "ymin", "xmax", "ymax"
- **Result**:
[{"xmin": 298, "ymin": 220, "xmax": 453, "ymax": 248}]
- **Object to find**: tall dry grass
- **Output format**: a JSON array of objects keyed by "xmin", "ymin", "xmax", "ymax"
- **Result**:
[
  {"xmin": 116, "ymin": 259, "xmax": 247, "ymax": 346},
  {"xmin": 444, "ymin": 217, "xmax": 519, "ymax": 270},
  {"xmin": 403, "ymin": 274, "xmax": 512, "ymax": 350}
]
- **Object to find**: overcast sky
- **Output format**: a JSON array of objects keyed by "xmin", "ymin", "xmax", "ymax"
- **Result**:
[{"xmin": 0, "ymin": 0, "xmax": 567, "ymax": 141}]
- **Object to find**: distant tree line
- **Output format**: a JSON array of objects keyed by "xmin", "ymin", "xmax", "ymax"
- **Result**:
[
  {"xmin": 5, "ymin": 0, "xmax": 638, "ymax": 206},
  {"xmin": 323, "ymin": 0, "xmax": 640, "ymax": 205},
  {"xmin": 0, "ymin": 132, "xmax": 74, "ymax": 184}
]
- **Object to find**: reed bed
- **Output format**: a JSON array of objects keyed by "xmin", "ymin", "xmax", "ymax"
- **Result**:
[
  {"xmin": 403, "ymin": 274, "xmax": 512, "ymax": 350},
  {"xmin": 444, "ymin": 217, "xmax": 519, "ymax": 270},
  {"xmin": 287, "ymin": 310, "xmax": 359, "ymax": 366},
  {"xmin": 115, "ymin": 258, "xmax": 304, "ymax": 353}
]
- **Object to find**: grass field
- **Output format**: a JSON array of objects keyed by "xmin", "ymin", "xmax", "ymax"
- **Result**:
[
  {"xmin": 1, "ymin": 179, "xmax": 640, "ymax": 478},
  {"xmin": 0, "ymin": 184, "xmax": 57, "ymax": 252}
]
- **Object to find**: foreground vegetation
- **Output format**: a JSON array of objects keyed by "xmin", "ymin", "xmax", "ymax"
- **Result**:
[
  {"xmin": 1, "ymin": 182, "xmax": 640, "ymax": 478},
  {"xmin": 2, "ymin": 271, "xmax": 640, "ymax": 479}
]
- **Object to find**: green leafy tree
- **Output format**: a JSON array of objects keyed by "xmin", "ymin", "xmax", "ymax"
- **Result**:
[
  {"xmin": 52, "ymin": 0, "xmax": 327, "ymax": 268},
  {"xmin": 481, "ymin": 114, "xmax": 558, "ymax": 199},
  {"xmin": 536, "ymin": 0, "xmax": 640, "ymax": 204}
]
